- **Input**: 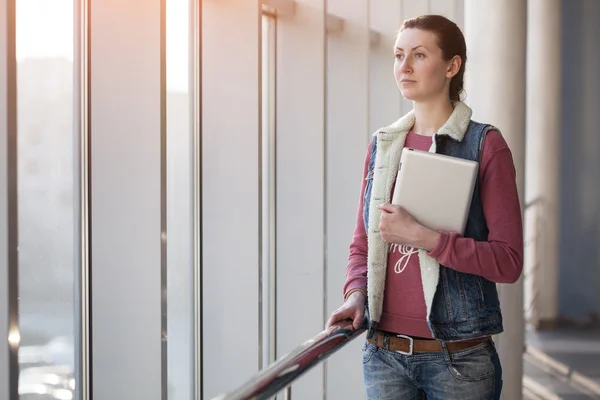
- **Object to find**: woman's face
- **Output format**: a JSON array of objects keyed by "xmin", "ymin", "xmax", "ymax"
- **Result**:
[{"xmin": 394, "ymin": 28, "xmax": 459, "ymax": 102}]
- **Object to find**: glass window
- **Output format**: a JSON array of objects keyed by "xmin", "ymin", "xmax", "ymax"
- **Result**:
[{"xmin": 15, "ymin": 0, "xmax": 77, "ymax": 399}]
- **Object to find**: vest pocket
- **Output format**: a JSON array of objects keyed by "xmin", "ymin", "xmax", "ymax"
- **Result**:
[{"xmin": 459, "ymin": 273, "xmax": 487, "ymax": 312}]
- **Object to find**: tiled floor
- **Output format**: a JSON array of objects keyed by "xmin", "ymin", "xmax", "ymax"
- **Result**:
[{"xmin": 523, "ymin": 328, "xmax": 600, "ymax": 400}]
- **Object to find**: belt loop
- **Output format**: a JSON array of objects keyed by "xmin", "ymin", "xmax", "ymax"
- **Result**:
[
  {"xmin": 366, "ymin": 320, "xmax": 377, "ymax": 340},
  {"xmin": 366, "ymin": 325, "xmax": 375, "ymax": 340},
  {"xmin": 440, "ymin": 341, "xmax": 452, "ymax": 362},
  {"xmin": 383, "ymin": 333, "xmax": 390, "ymax": 351},
  {"xmin": 365, "ymin": 310, "xmax": 377, "ymax": 340}
]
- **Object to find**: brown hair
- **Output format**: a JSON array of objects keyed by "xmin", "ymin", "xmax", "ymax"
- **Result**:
[{"xmin": 399, "ymin": 15, "xmax": 467, "ymax": 102}]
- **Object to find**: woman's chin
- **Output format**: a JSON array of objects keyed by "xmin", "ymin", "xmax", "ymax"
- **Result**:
[{"xmin": 400, "ymin": 90, "xmax": 418, "ymax": 101}]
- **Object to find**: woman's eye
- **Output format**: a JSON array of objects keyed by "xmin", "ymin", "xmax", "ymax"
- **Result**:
[
  {"xmin": 415, "ymin": 53, "xmax": 425, "ymax": 59},
  {"xmin": 395, "ymin": 54, "xmax": 403, "ymax": 60}
]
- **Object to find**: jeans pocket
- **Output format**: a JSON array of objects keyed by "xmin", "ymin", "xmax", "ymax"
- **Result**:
[
  {"xmin": 362, "ymin": 341, "xmax": 377, "ymax": 364},
  {"xmin": 447, "ymin": 341, "xmax": 497, "ymax": 382}
]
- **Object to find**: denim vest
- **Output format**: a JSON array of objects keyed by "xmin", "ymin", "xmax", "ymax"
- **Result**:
[{"xmin": 363, "ymin": 121, "xmax": 504, "ymax": 341}]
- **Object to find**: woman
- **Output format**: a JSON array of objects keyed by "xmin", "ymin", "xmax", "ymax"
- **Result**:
[{"xmin": 326, "ymin": 15, "xmax": 523, "ymax": 400}]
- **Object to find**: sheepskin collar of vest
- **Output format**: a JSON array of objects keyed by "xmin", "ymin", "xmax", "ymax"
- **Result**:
[
  {"xmin": 366, "ymin": 101, "xmax": 473, "ymax": 325},
  {"xmin": 385, "ymin": 100, "xmax": 472, "ymax": 140}
]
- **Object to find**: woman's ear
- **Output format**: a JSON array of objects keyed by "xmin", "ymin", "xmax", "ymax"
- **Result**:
[{"xmin": 446, "ymin": 55, "xmax": 462, "ymax": 79}]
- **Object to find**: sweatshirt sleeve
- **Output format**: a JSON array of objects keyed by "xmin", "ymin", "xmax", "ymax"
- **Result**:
[
  {"xmin": 342, "ymin": 139, "xmax": 372, "ymax": 298},
  {"xmin": 426, "ymin": 130, "xmax": 524, "ymax": 284}
]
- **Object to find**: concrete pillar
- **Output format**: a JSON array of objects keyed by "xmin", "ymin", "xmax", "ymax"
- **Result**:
[
  {"xmin": 525, "ymin": 0, "xmax": 562, "ymax": 330},
  {"xmin": 464, "ymin": 1, "xmax": 527, "ymax": 399}
]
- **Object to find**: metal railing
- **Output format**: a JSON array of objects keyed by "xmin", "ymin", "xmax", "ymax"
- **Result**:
[{"xmin": 211, "ymin": 317, "xmax": 367, "ymax": 400}]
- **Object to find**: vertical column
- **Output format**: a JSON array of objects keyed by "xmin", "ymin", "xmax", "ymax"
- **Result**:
[
  {"xmin": 525, "ymin": 0, "xmax": 561, "ymax": 329},
  {"xmin": 464, "ymin": 1, "xmax": 527, "ymax": 399},
  {"xmin": 166, "ymin": 0, "xmax": 195, "ymax": 399},
  {"xmin": 325, "ymin": 1, "xmax": 369, "ymax": 399},
  {"xmin": 90, "ymin": 0, "xmax": 166, "ymax": 399},
  {"xmin": 192, "ymin": 1, "xmax": 202, "ymax": 397},
  {"xmin": 275, "ymin": 1, "xmax": 326, "ymax": 399},
  {"xmin": 74, "ymin": 0, "xmax": 91, "ymax": 398},
  {"xmin": 0, "ymin": 0, "xmax": 18, "ymax": 398},
  {"xmin": 576, "ymin": 0, "xmax": 600, "ymax": 323},
  {"xmin": 584, "ymin": 0, "xmax": 600, "ymax": 321},
  {"xmin": 558, "ymin": 0, "xmax": 600, "ymax": 323},
  {"xmin": 202, "ymin": 1, "xmax": 261, "ymax": 398}
]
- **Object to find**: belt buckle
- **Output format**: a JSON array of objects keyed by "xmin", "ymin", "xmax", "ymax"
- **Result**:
[{"xmin": 395, "ymin": 334, "xmax": 414, "ymax": 355}]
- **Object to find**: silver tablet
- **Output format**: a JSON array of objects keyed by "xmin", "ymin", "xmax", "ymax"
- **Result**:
[{"xmin": 391, "ymin": 147, "xmax": 479, "ymax": 236}]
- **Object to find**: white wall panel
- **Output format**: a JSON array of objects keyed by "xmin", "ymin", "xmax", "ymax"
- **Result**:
[
  {"xmin": 401, "ymin": 0, "xmax": 429, "ymax": 21},
  {"xmin": 369, "ymin": 41, "xmax": 401, "ymax": 134},
  {"xmin": 454, "ymin": 0, "xmax": 465, "ymax": 30},
  {"xmin": 430, "ymin": 0, "xmax": 457, "ymax": 20},
  {"xmin": 369, "ymin": 0, "xmax": 402, "ymax": 134},
  {"xmin": 202, "ymin": 1, "xmax": 261, "ymax": 398},
  {"xmin": 90, "ymin": 0, "xmax": 165, "ymax": 398},
  {"xmin": 325, "ymin": 0, "xmax": 369, "ymax": 399},
  {"xmin": 370, "ymin": 0, "xmax": 401, "ymax": 34},
  {"xmin": 275, "ymin": 1, "xmax": 326, "ymax": 399}
]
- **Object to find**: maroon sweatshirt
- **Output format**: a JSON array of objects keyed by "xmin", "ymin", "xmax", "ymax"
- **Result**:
[{"xmin": 343, "ymin": 130, "xmax": 523, "ymax": 338}]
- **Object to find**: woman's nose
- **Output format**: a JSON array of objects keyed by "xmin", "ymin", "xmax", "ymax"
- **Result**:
[{"xmin": 399, "ymin": 58, "xmax": 412, "ymax": 73}]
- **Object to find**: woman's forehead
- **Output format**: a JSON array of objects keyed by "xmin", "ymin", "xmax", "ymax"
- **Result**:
[{"xmin": 395, "ymin": 28, "xmax": 438, "ymax": 50}]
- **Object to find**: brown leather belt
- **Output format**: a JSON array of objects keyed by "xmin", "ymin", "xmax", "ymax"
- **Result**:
[{"xmin": 367, "ymin": 330, "xmax": 489, "ymax": 355}]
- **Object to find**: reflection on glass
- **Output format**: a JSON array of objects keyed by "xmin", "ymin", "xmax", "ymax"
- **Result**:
[
  {"xmin": 166, "ymin": 0, "xmax": 193, "ymax": 398},
  {"xmin": 16, "ymin": 0, "xmax": 77, "ymax": 399}
]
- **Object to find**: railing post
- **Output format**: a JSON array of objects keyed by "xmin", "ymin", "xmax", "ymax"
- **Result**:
[{"xmin": 283, "ymin": 386, "xmax": 292, "ymax": 400}]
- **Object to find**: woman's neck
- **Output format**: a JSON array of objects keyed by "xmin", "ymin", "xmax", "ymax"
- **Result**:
[{"xmin": 411, "ymin": 99, "xmax": 454, "ymax": 136}]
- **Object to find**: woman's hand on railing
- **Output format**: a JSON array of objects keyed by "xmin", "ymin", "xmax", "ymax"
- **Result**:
[
  {"xmin": 214, "ymin": 298, "xmax": 368, "ymax": 400},
  {"xmin": 325, "ymin": 291, "xmax": 366, "ymax": 331}
]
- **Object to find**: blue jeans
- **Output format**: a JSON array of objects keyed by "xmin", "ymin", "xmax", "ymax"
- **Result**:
[{"xmin": 362, "ymin": 339, "xmax": 503, "ymax": 399}]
